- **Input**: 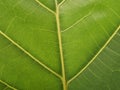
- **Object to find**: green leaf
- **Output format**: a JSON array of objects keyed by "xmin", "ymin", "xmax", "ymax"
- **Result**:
[{"xmin": 0, "ymin": 0, "xmax": 120, "ymax": 90}]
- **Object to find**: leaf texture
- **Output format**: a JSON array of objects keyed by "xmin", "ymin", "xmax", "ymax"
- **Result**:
[{"xmin": 0, "ymin": 0, "xmax": 120, "ymax": 90}]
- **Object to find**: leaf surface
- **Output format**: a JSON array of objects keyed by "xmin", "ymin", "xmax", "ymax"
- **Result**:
[{"xmin": 0, "ymin": 0, "xmax": 120, "ymax": 90}]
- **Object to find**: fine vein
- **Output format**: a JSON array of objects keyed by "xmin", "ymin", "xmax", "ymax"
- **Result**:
[
  {"xmin": 0, "ymin": 80, "xmax": 17, "ymax": 90},
  {"xmin": 62, "ymin": 4, "xmax": 96, "ymax": 33},
  {"xmin": 61, "ymin": 11, "xmax": 92, "ymax": 32},
  {"xmin": 67, "ymin": 25, "xmax": 120, "ymax": 84},
  {"xmin": 55, "ymin": 0, "xmax": 67, "ymax": 90},
  {"xmin": 35, "ymin": 0, "xmax": 55, "ymax": 14},
  {"xmin": 5, "ymin": 17, "xmax": 16, "ymax": 33},
  {"xmin": 3, "ymin": 87, "xmax": 8, "ymax": 90},
  {"xmin": 0, "ymin": 31, "xmax": 62, "ymax": 79}
]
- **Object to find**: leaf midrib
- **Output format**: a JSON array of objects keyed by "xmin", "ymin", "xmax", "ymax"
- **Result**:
[{"xmin": 55, "ymin": 0, "xmax": 67, "ymax": 90}]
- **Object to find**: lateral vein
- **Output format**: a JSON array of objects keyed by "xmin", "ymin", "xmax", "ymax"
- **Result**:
[
  {"xmin": 0, "ymin": 80, "xmax": 17, "ymax": 90},
  {"xmin": 0, "ymin": 31, "xmax": 62, "ymax": 79},
  {"xmin": 35, "ymin": 0, "xmax": 55, "ymax": 15},
  {"xmin": 67, "ymin": 25, "xmax": 120, "ymax": 84},
  {"xmin": 59, "ymin": 0, "xmax": 66, "ymax": 6}
]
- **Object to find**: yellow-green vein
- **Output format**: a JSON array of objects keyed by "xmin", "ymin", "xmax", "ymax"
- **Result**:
[
  {"xmin": 59, "ymin": 0, "xmax": 66, "ymax": 6},
  {"xmin": 0, "ymin": 31, "xmax": 62, "ymax": 80},
  {"xmin": 35, "ymin": 0, "xmax": 55, "ymax": 15},
  {"xmin": 55, "ymin": 0, "xmax": 67, "ymax": 90},
  {"xmin": 0, "ymin": 80, "xmax": 17, "ymax": 90},
  {"xmin": 67, "ymin": 25, "xmax": 120, "ymax": 84}
]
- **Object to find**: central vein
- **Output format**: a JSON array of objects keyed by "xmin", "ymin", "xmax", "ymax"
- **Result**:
[{"xmin": 55, "ymin": 1, "xmax": 67, "ymax": 90}]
